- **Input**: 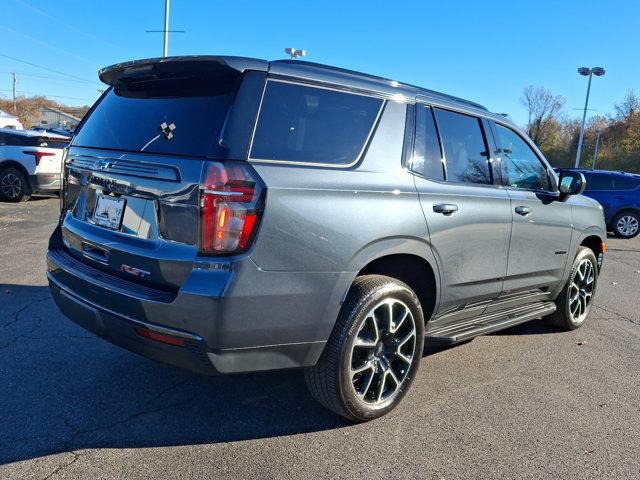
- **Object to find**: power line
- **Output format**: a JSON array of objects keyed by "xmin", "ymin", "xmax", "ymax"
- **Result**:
[
  {"xmin": 0, "ymin": 52, "xmax": 96, "ymax": 84},
  {"xmin": 13, "ymin": 0, "xmax": 120, "ymax": 50},
  {"xmin": 0, "ymin": 89, "xmax": 93, "ymax": 102},
  {"xmin": 0, "ymin": 70, "xmax": 101, "ymax": 85}
]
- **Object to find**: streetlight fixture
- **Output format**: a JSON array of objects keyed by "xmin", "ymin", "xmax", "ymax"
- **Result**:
[
  {"xmin": 574, "ymin": 66, "xmax": 605, "ymax": 168},
  {"xmin": 285, "ymin": 48, "xmax": 306, "ymax": 60}
]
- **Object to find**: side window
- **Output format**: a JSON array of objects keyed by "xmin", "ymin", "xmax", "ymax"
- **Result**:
[
  {"xmin": 494, "ymin": 123, "xmax": 550, "ymax": 191},
  {"xmin": 613, "ymin": 176, "xmax": 640, "ymax": 190},
  {"xmin": 250, "ymin": 81, "xmax": 383, "ymax": 165},
  {"xmin": 587, "ymin": 173, "xmax": 614, "ymax": 191},
  {"xmin": 433, "ymin": 108, "xmax": 491, "ymax": 185},
  {"xmin": 411, "ymin": 105, "xmax": 444, "ymax": 180},
  {"xmin": 0, "ymin": 133, "xmax": 16, "ymax": 146}
]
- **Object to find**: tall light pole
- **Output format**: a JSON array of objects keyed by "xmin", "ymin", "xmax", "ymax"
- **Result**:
[
  {"xmin": 592, "ymin": 129, "xmax": 602, "ymax": 170},
  {"xmin": 574, "ymin": 66, "xmax": 605, "ymax": 168},
  {"xmin": 146, "ymin": 0, "xmax": 184, "ymax": 57},
  {"xmin": 163, "ymin": 0, "xmax": 170, "ymax": 57}
]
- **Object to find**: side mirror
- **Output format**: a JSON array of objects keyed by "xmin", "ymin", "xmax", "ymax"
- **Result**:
[{"xmin": 558, "ymin": 170, "xmax": 586, "ymax": 197}]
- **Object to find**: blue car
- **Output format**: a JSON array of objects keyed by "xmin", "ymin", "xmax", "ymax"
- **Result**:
[{"xmin": 557, "ymin": 169, "xmax": 640, "ymax": 238}]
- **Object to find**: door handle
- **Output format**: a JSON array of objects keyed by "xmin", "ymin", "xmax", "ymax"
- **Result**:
[
  {"xmin": 514, "ymin": 206, "xmax": 532, "ymax": 216},
  {"xmin": 433, "ymin": 203, "xmax": 459, "ymax": 215}
]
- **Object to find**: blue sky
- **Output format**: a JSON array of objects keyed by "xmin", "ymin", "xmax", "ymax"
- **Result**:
[{"xmin": 1, "ymin": 0, "xmax": 638, "ymax": 125}]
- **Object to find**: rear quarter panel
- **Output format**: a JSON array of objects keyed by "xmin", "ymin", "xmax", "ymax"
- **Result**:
[
  {"xmin": 248, "ymin": 101, "xmax": 432, "ymax": 275},
  {"xmin": 242, "ymin": 101, "xmax": 440, "ymax": 347}
]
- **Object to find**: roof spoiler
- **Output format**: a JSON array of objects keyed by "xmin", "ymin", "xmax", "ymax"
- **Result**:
[{"xmin": 98, "ymin": 55, "xmax": 268, "ymax": 86}]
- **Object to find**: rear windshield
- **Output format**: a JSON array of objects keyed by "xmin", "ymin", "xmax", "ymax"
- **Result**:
[{"xmin": 72, "ymin": 65, "xmax": 240, "ymax": 157}]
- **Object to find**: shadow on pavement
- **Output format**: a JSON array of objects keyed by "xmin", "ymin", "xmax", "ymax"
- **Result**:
[
  {"xmin": 489, "ymin": 319, "xmax": 559, "ymax": 336},
  {"xmin": 0, "ymin": 284, "xmax": 350, "ymax": 465}
]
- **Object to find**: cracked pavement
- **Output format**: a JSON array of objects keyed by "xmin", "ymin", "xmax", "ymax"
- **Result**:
[{"xmin": 1, "ymin": 198, "xmax": 639, "ymax": 479}]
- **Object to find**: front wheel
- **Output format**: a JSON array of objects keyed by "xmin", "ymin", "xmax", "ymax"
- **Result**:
[
  {"xmin": 547, "ymin": 247, "xmax": 598, "ymax": 331},
  {"xmin": 612, "ymin": 211, "xmax": 639, "ymax": 239},
  {"xmin": 305, "ymin": 275, "xmax": 425, "ymax": 422}
]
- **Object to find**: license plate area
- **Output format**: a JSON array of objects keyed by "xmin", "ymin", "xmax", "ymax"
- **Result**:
[{"xmin": 92, "ymin": 194, "xmax": 126, "ymax": 230}]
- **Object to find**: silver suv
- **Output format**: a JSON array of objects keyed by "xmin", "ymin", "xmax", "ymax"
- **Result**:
[{"xmin": 47, "ymin": 56, "xmax": 606, "ymax": 421}]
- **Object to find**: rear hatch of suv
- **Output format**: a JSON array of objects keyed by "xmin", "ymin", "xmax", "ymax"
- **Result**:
[{"xmin": 56, "ymin": 57, "xmax": 267, "ymax": 295}]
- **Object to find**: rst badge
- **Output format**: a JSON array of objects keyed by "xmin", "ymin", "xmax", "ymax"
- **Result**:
[{"xmin": 121, "ymin": 264, "xmax": 151, "ymax": 278}]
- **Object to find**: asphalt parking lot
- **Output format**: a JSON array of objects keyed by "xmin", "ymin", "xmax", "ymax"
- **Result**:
[{"xmin": 1, "ymin": 198, "xmax": 639, "ymax": 480}]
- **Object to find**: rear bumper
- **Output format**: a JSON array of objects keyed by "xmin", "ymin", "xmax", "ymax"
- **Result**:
[
  {"xmin": 46, "ymin": 244, "xmax": 347, "ymax": 374},
  {"xmin": 31, "ymin": 173, "xmax": 61, "ymax": 192}
]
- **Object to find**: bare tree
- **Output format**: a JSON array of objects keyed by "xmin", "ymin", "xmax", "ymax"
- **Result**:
[
  {"xmin": 520, "ymin": 86, "xmax": 565, "ymax": 149},
  {"xmin": 614, "ymin": 89, "xmax": 640, "ymax": 120}
]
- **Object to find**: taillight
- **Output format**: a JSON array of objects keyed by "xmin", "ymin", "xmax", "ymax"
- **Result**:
[
  {"xmin": 23, "ymin": 150, "xmax": 55, "ymax": 166},
  {"xmin": 199, "ymin": 161, "xmax": 264, "ymax": 255}
]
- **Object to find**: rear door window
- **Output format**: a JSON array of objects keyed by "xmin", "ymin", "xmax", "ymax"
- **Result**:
[
  {"xmin": 587, "ymin": 173, "xmax": 614, "ymax": 191},
  {"xmin": 433, "ymin": 108, "xmax": 492, "ymax": 185},
  {"xmin": 250, "ymin": 81, "xmax": 383, "ymax": 165},
  {"xmin": 411, "ymin": 105, "xmax": 444, "ymax": 181},
  {"xmin": 613, "ymin": 176, "xmax": 640, "ymax": 190}
]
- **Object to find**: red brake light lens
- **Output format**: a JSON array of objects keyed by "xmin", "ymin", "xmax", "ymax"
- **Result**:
[
  {"xmin": 23, "ymin": 150, "xmax": 55, "ymax": 166},
  {"xmin": 199, "ymin": 161, "xmax": 264, "ymax": 255}
]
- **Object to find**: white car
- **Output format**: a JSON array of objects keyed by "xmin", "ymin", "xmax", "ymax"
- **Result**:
[
  {"xmin": 0, "ymin": 128, "xmax": 70, "ymax": 202},
  {"xmin": 0, "ymin": 109, "xmax": 23, "ymax": 130}
]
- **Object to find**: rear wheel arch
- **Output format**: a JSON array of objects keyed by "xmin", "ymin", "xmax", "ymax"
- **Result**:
[
  {"xmin": 610, "ymin": 207, "xmax": 640, "ymax": 228},
  {"xmin": 0, "ymin": 160, "xmax": 31, "ymax": 180},
  {"xmin": 357, "ymin": 253, "xmax": 438, "ymax": 324}
]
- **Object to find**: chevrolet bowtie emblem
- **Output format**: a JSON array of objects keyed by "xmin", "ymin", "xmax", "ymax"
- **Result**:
[
  {"xmin": 93, "ymin": 159, "xmax": 112, "ymax": 170},
  {"xmin": 160, "ymin": 122, "xmax": 176, "ymax": 140}
]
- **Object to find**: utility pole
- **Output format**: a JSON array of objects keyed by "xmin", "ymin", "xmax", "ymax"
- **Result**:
[
  {"xmin": 11, "ymin": 72, "xmax": 16, "ymax": 111},
  {"xmin": 163, "ymin": 0, "xmax": 170, "ymax": 57}
]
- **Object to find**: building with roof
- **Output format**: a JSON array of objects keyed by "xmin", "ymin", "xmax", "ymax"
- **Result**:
[{"xmin": 29, "ymin": 106, "xmax": 82, "ymax": 131}]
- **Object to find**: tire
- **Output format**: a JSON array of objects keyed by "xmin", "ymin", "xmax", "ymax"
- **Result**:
[
  {"xmin": 305, "ymin": 275, "xmax": 425, "ymax": 422},
  {"xmin": 547, "ymin": 247, "xmax": 598, "ymax": 331},
  {"xmin": 0, "ymin": 167, "xmax": 31, "ymax": 202},
  {"xmin": 611, "ymin": 210, "xmax": 639, "ymax": 239}
]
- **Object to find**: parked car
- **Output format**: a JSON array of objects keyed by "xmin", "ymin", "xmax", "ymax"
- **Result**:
[
  {"xmin": 0, "ymin": 109, "xmax": 23, "ymax": 130},
  {"xmin": 47, "ymin": 56, "xmax": 606, "ymax": 421},
  {"xmin": 555, "ymin": 168, "xmax": 640, "ymax": 238},
  {"xmin": 0, "ymin": 128, "xmax": 70, "ymax": 202},
  {"xmin": 30, "ymin": 126, "xmax": 75, "ymax": 137}
]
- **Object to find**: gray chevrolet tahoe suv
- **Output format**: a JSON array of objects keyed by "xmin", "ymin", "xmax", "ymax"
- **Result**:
[{"xmin": 47, "ymin": 56, "xmax": 606, "ymax": 421}]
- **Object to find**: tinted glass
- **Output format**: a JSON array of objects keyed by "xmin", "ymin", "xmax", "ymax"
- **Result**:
[
  {"xmin": 412, "ymin": 105, "xmax": 444, "ymax": 180},
  {"xmin": 613, "ymin": 176, "xmax": 640, "ymax": 190},
  {"xmin": 495, "ymin": 124, "xmax": 550, "ymax": 191},
  {"xmin": 251, "ymin": 82, "xmax": 382, "ymax": 164},
  {"xmin": 0, "ymin": 133, "xmax": 67, "ymax": 148},
  {"xmin": 433, "ymin": 108, "xmax": 491, "ymax": 184},
  {"xmin": 73, "ymin": 68, "xmax": 240, "ymax": 157},
  {"xmin": 26, "ymin": 136, "xmax": 69, "ymax": 148},
  {"xmin": 587, "ymin": 173, "xmax": 614, "ymax": 190}
]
